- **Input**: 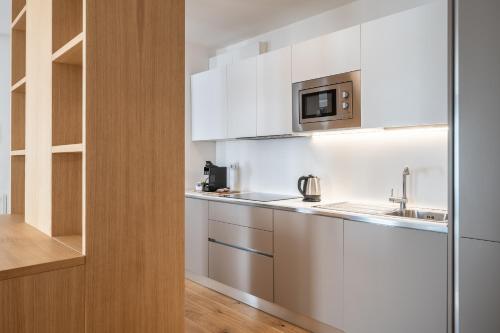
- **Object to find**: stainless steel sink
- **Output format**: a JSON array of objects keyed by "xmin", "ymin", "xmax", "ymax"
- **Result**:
[{"xmin": 385, "ymin": 209, "xmax": 448, "ymax": 223}]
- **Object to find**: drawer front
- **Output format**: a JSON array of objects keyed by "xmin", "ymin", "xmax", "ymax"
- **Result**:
[
  {"xmin": 209, "ymin": 220, "xmax": 273, "ymax": 256},
  {"xmin": 209, "ymin": 242, "xmax": 274, "ymax": 302},
  {"xmin": 209, "ymin": 202, "xmax": 273, "ymax": 231}
]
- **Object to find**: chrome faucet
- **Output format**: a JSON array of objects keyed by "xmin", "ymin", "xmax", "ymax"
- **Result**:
[{"xmin": 389, "ymin": 167, "xmax": 411, "ymax": 211}]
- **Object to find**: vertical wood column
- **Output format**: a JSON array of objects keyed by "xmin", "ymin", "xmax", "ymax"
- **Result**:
[{"xmin": 85, "ymin": 0, "xmax": 185, "ymax": 331}]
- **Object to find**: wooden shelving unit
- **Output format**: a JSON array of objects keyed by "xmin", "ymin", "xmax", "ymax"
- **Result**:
[
  {"xmin": 51, "ymin": 0, "xmax": 84, "ymax": 253},
  {"xmin": 10, "ymin": 2, "xmax": 26, "ymax": 216}
]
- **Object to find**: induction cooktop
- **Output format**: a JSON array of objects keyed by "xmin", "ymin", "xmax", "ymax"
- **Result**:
[{"xmin": 224, "ymin": 192, "xmax": 300, "ymax": 202}]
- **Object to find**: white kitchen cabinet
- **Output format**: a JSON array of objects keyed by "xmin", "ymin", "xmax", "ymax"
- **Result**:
[
  {"xmin": 191, "ymin": 66, "xmax": 227, "ymax": 141},
  {"xmin": 257, "ymin": 47, "xmax": 292, "ymax": 137},
  {"xmin": 361, "ymin": 1, "xmax": 448, "ymax": 128},
  {"xmin": 292, "ymin": 25, "xmax": 361, "ymax": 83},
  {"xmin": 185, "ymin": 198, "xmax": 209, "ymax": 276},
  {"xmin": 227, "ymin": 57, "xmax": 257, "ymax": 138},
  {"xmin": 460, "ymin": 237, "xmax": 500, "ymax": 333},
  {"xmin": 274, "ymin": 210, "xmax": 344, "ymax": 330},
  {"xmin": 344, "ymin": 220, "xmax": 447, "ymax": 333}
]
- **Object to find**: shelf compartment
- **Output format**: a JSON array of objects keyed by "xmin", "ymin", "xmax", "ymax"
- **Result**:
[
  {"xmin": 11, "ymin": 18, "xmax": 26, "ymax": 85},
  {"xmin": 52, "ymin": 0, "xmax": 83, "ymax": 53},
  {"xmin": 11, "ymin": 6, "xmax": 26, "ymax": 30},
  {"xmin": 11, "ymin": 87, "xmax": 25, "ymax": 151},
  {"xmin": 52, "ymin": 153, "xmax": 82, "ymax": 238},
  {"xmin": 53, "ymin": 33, "xmax": 83, "ymax": 65},
  {"xmin": 12, "ymin": 0, "xmax": 25, "ymax": 23},
  {"xmin": 52, "ymin": 62, "xmax": 82, "ymax": 146},
  {"xmin": 54, "ymin": 235, "xmax": 82, "ymax": 254},
  {"xmin": 11, "ymin": 155, "xmax": 25, "ymax": 215}
]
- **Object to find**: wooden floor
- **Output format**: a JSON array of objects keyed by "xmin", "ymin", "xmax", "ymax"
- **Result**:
[{"xmin": 185, "ymin": 279, "xmax": 310, "ymax": 333}]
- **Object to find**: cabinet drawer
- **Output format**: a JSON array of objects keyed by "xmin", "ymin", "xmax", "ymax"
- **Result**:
[
  {"xmin": 209, "ymin": 202, "xmax": 273, "ymax": 231},
  {"xmin": 209, "ymin": 220, "xmax": 273, "ymax": 256},
  {"xmin": 209, "ymin": 241, "xmax": 274, "ymax": 302}
]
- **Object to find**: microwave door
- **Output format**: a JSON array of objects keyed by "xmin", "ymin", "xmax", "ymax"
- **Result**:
[{"xmin": 299, "ymin": 85, "xmax": 340, "ymax": 124}]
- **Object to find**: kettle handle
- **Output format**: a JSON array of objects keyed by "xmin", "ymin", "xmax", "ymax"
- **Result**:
[{"xmin": 297, "ymin": 176, "xmax": 308, "ymax": 196}]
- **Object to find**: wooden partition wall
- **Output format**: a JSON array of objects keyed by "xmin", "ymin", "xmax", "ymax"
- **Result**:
[{"xmin": 9, "ymin": 0, "xmax": 185, "ymax": 331}]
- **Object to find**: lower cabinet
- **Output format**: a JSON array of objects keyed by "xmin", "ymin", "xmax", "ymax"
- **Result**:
[
  {"xmin": 344, "ymin": 220, "xmax": 447, "ymax": 333},
  {"xmin": 208, "ymin": 241, "xmax": 274, "ymax": 302},
  {"xmin": 0, "ymin": 265, "xmax": 84, "ymax": 333},
  {"xmin": 460, "ymin": 237, "xmax": 500, "ymax": 333},
  {"xmin": 274, "ymin": 210, "xmax": 344, "ymax": 330},
  {"xmin": 185, "ymin": 198, "xmax": 209, "ymax": 276}
]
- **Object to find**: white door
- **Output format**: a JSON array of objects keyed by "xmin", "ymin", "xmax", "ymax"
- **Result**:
[
  {"xmin": 227, "ymin": 57, "xmax": 257, "ymax": 138},
  {"xmin": 257, "ymin": 47, "xmax": 292, "ymax": 136},
  {"xmin": 292, "ymin": 25, "xmax": 361, "ymax": 83},
  {"xmin": 361, "ymin": 1, "xmax": 448, "ymax": 128},
  {"xmin": 274, "ymin": 210, "xmax": 344, "ymax": 330},
  {"xmin": 191, "ymin": 66, "xmax": 227, "ymax": 140}
]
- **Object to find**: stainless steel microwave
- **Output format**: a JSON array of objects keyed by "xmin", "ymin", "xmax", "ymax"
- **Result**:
[{"xmin": 292, "ymin": 70, "xmax": 361, "ymax": 132}]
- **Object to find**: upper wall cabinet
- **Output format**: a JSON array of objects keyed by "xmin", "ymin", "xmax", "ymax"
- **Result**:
[
  {"xmin": 191, "ymin": 67, "xmax": 227, "ymax": 141},
  {"xmin": 361, "ymin": 1, "xmax": 448, "ymax": 128},
  {"xmin": 257, "ymin": 46, "xmax": 292, "ymax": 137},
  {"xmin": 292, "ymin": 25, "xmax": 361, "ymax": 83},
  {"xmin": 227, "ymin": 57, "xmax": 257, "ymax": 139}
]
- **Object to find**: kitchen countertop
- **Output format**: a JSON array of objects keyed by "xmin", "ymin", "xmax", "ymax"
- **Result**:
[
  {"xmin": 0, "ymin": 215, "xmax": 85, "ymax": 281},
  {"xmin": 186, "ymin": 190, "xmax": 448, "ymax": 233}
]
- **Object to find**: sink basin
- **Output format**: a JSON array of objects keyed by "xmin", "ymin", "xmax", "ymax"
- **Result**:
[{"xmin": 385, "ymin": 209, "xmax": 448, "ymax": 223}]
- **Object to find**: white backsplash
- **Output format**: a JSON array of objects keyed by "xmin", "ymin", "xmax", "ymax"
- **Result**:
[{"xmin": 216, "ymin": 127, "xmax": 448, "ymax": 209}]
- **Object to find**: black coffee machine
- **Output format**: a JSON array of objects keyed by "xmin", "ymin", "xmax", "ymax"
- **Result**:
[{"xmin": 203, "ymin": 161, "xmax": 227, "ymax": 192}]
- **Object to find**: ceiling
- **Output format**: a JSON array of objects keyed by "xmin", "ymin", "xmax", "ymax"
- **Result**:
[{"xmin": 186, "ymin": 0, "xmax": 354, "ymax": 50}]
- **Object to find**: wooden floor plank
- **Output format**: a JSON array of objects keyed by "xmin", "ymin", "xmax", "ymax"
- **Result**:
[{"xmin": 185, "ymin": 279, "xmax": 310, "ymax": 333}]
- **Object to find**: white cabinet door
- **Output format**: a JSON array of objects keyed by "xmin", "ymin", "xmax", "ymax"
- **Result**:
[
  {"xmin": 227, "ymin": 57, "xmax": 257, "ymax": 138},
  {"xmin": 292, "ymin": 25, "xmax": 361, "ymax": 83},
  {"xmin": 460, "ymin": 237, "xmax": 500, "ymax": 333},
  {"xmin": 274, "ymin": 210, "xmax": 344, "ymax": 330},
  {"xmin": 185, "ymin": 198, "xmax": 208, "ymax": 276},
  {"xmin": 191, "ymin": 67, "xmax": 227, "ymax": 141},
  {"xmin": 361, "ymin": 1, "xmax": 448, "ymax": 128},
  {"xmin": 344, "ymin": 220, "xmax": 447, "ymax": 333},
  {"xmin": 257, "ymin": 47, "xmax": 292, "ymax": 137}
]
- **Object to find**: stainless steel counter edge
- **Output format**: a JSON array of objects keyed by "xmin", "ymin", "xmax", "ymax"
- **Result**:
[{"xmin": 185, "ymin": 192, "xmax": 448, "ymax": 234}]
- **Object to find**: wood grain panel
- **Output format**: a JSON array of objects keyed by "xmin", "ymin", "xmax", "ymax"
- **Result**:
[
  {"xmin": 11, "ymin": 91, "xmax": 26, "ymax": 150},
  {"xmin": 0, "ymin": 215, "xmax": 84, "ymax": 281},
  {"xmin": 12, "ymin": 28, "xmax": 26, "ymax": 84},
  {"xmin": 52, "ymin": 63, "xmax": 82, "ymax": 146},
  {"xmin": 0, "ymin": 275, "xmax": 34, "ymax": 333},
  {"xmin": 52, "ymin": 153, "xmax": 82, "ymax": 237},
  {"xmin": 52, "ymin": 0, "xmax": 83, "ymax": 52},
  {"xmin": 34, "ymin": 266, "xmax": 85, "ymax": 333},
  {"xmin": 11, "ymin": 156, "xmax": 25, "ymax": 215},
  {"xmin": 85, "ymin": 0, "xmax": 185, "ymax": 332}
]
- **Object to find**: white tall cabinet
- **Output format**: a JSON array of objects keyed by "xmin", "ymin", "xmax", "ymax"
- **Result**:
[
  {"xmin": 360, "ymin": 1, "xmax": 448, "ymax": 128},
  {"xmin": 257, "ymin": 47, "xmax": 292, "ymax": 137},
  {"xmin": 291, "ymin": 25, "xmax": 361, "ymax": 83},
  {"xmin": 344, "ymin": 220, "xmax": 447, "ymax": 333},
  {"xmin": 227, "ymin": 57, "xmax": 257, "ymax": 138},
  {"xmin": 191, "ymin": 66, "xmax": 227, "ymax": 141},
  {"xmin": 274, "ymin": 211, "xmax": 344, "ymax": 330}
]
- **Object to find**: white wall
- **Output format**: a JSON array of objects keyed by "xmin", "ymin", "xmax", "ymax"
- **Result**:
[
  {"xmin": 217, "ymin": 128, "xmax": 448, "ymax": 209},
  {"xmin": 0, "ymin": 34, "xmax": 10, "ymax": 210},
  {"xmin": 185, "ymin": 42, "xmax": 216, "ymax": 188}
]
